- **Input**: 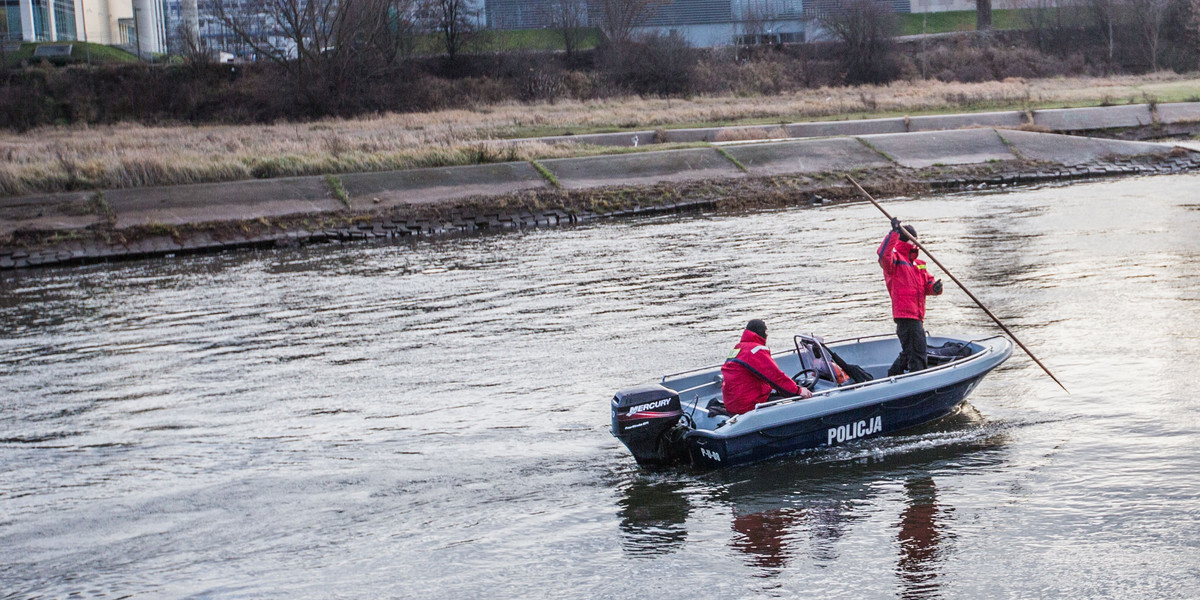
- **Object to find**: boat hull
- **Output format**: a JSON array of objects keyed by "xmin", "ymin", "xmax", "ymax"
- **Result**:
[
  {"xmin": 685, "ymin": 373, "xmax": 985, "ymax": 469},
  {"xmin": 610, "ymin": 333, "xmax": 1014, "ymax": 470}
]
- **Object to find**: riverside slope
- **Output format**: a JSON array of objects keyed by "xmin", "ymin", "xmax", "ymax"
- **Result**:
[{"xmin": 3, "ymin": 103, "xmax": 1200, "ymax": 270}]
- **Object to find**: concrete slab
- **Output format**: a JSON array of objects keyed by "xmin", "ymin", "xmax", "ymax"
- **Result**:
[
  {"xmin": 1156, "ymin": 102, "xmax": 1200, "ymax": 124},
  {"xmin": 541, "ymin": 148, "xmax": 743, "ymax": 190},
  {"xmin": 907, "ymin": 111, "xmax": 1026, "ymax": 132},
  {"xmin": 1033, "ymin": 104, "xmax": 1153, "ymax": 131},
  {"xmin": 534, "ymin": 130, "xmax": 658, "ymax": 148},
  {"xmin": 0, "ymin": 191, "xmax": 103, "ymax": 235},
  {"xmin": 503, "ymin": 104, "xmax": 1197, "ymax": 150},
  {"xmin": 663, "ymin": 124, "xmax": 790, "ymax": 144},
  {"xmin": 722, "ymin": 137, "xmax": 892, "ymax": 177},
  {"xmin": 106, "ymin": 176, "xmax": 337, "ymax": 228},
  {"xmin": 858, "ymin": 128, "xmax": 1016, "ymax": 168},
  {"xmin": 340, "ymin": 162, "xmax": 548, "ymax": 207},
  {"xmin": 996, "ymin": 129, "xmax": 1173, "ymax": 163},
  {"xmin": 787, "ymin": 117, "xmax": 907, "ymax": 138}
]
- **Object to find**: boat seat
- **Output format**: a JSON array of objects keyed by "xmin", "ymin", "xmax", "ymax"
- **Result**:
[{"xmin": 706, "ymin": 398, "xmax": 730, "ymax": 418}]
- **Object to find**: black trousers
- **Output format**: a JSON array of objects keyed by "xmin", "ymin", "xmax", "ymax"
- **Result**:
[{"xmin": 888, "ymin": 318, "xmax": 927, "ymax": 376}]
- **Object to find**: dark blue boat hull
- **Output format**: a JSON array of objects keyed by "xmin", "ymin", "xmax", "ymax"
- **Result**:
[{"xmin": 685, "ymin": 374, "xmax": 985, "ymax": 469}]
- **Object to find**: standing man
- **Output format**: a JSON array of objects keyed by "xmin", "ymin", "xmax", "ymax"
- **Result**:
[
  {"xmin": 721, "ymin": 319, "xmax": 813, "ymax": 415},
  {"xmin": 878, "ymin": 218, "xmax": 944, "ymax": 376}
]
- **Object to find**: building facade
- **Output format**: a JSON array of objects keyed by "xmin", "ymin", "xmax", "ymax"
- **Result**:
[
  {"xmin": 1, "ymin": 0, "xmax": 174, "ymax": 54},
  {"xmin": 484, "ymin": 0, "xmax": 807, "ymax": 47},
  {"xmin": 78, "ymin": 0, "xmax": 134, "ymax": 45},
  {"xmin": 3, "ymin": 0, "xmax": 78, "ymax": 41}
]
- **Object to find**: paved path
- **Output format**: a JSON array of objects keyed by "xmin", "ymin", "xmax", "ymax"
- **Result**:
[{"xmin": 511, "ymin": 102, "xmax": 1197, "ymax": 148}]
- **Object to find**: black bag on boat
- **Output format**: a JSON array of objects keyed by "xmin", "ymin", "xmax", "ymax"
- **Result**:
[{"xmin": 927, "ymin": 341, "xmax": 973, "ymax": 366}]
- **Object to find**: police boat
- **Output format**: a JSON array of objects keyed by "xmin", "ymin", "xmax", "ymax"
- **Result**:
[{"xmin": 611, "ymin": 333, "xmax": 1013, "ymax": 469}]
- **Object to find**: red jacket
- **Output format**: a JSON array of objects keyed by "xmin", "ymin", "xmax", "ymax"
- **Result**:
[
  {"xmin": 721, "ymin": 330, "xmax": 800, "ymax": 415},
  {"xmin": 878, "ymin": 230, "xmax": 940, "ymax": 321}
]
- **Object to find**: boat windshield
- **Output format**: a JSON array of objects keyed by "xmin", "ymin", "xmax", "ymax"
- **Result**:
[{"xmin": 793, "ymin": 334, "xmax": 843, "ymax": 386}]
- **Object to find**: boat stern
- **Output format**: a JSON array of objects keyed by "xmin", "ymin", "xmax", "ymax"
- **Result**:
[{"xmin": 611, "ymin": 383, "xmax": 686, "ymax": 467}]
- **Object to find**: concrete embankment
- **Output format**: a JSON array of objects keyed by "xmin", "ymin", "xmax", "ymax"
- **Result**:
[
  {"xmin": 514, "ymin": 101, "xmax": 1200, "ymax": 147},
  {"xmin": 2, "ymin": 107, "xmax": 1200, "ymax": 270}
]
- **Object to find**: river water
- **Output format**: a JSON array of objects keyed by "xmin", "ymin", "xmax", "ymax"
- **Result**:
[{"xmin": 2, "ymin": 174, "xmax": 1199, "ymax": 599}]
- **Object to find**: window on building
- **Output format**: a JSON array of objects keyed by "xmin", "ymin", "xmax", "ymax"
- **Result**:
[
  {"xmin": 31, "ymin": 0, "xmax": 47, "ymax": 40},
  {"xmin": 1, "ymin": 1, "xmax": 21, "ymax": 42},
  {"xmin": 53, "ymin": 0, "xmax": 76, "ymax": 40},
  {"xmin": 119, "ymin": 17, "xmax": 135, "ymax": 45}
]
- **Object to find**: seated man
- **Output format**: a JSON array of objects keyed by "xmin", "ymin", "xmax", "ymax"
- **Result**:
[{"xmin": 721, "ymin": 319, "xmax": 813, "ymax": 415}]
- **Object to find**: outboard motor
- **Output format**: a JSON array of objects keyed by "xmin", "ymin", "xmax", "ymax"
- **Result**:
[{"xmin": 611, "ymin": 383, "xmax": 685, "ymax": 466}]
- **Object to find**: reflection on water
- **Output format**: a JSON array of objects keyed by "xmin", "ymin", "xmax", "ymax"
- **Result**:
[
  {"xmin": 897, "ymin": 477, "xmax": 942, "ymax": 600},
  {"xmin": 617, "ymin": 479, "xmax": 692, "ymax": 556},
  {"xmin": 3, "ymin": 175, "xmax": 1200, "ymax": 599},
  {"xmin": 731, "ymin": 508, "xmax": 800, "ymax": 571},
  {"xmin": 618, "ymin": 408, "xmax": 1006, "ymax": 594}
]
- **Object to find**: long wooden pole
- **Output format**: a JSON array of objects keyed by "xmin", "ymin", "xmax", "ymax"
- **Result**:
[{"xmin": 847, "ymin": 176, "xmax": 1070, "ymax": 394}]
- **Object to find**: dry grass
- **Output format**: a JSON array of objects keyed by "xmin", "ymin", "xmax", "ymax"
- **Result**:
[{"xmin": 1, "ymin": 73, "xmax": 1197, "ymax": 197}]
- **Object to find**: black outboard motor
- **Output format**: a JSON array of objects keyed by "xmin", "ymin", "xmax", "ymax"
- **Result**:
[{"xmin": 611, "ymin": 383, "xmax": 684, "ymax": 466}]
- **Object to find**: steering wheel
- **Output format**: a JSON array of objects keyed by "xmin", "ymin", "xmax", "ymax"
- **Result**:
[{"xmin": 792, "ymin": 368, "xmax": 818, "ymax": 391}]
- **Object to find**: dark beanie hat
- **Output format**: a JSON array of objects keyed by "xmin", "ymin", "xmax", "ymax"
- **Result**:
[
  {"xmin": 746, "ymin": 319, "xmax": 767, "ymax": 339},
  {"xmin": 901, "ymin": 224, "xmax": 917, "ymax": 241}
]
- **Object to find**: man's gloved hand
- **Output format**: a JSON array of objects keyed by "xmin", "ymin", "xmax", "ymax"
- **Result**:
[
  {"xmin": 891, "ymin": 217, "xmax": 901, "ymax": 232},
  {"xmin": 932, "ymin": 280, "xmax": 943, "ymax": 294}
]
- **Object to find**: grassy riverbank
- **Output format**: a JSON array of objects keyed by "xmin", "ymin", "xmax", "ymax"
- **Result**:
[{"xmin": 2, "ymin": 73, "xmax": 1198, "ymax": 198}]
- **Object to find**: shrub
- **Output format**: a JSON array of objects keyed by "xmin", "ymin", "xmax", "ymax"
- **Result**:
[
  {"xmin": 819, "ymin": 0, "xmax": 902, "ymax": 85},
  {"xmin": 598, "ymin": 32, "xmax": 697, "ymax": 96}
]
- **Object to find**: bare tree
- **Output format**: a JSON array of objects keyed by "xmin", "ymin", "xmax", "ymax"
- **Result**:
[
  {"xmin": 819, "ymin": 0, "xmax": 898, "ymax": 84},
  {"xmin": 212, "ymin": 0, "xmax": 336, "ymax": 93},
  {"xmin": 344, "ymin": 0, "xmax": 419, "ymax": 65},
  {"xmin": 213, "ymin": 0, "xmax": 418, "ymax": 104},
  {"xmin": 419, "ymin": 0, "xmax": 478, "ymax": 62},
  {"xmin": 594, "ymin": 0, "xmax": 665, "ymax": 45},
  {"xmin": 1087, "ymin": 0, "xmax": 1121, "ymax": 67},
  {"xmin": 1130, "ymin": 0, "xmax": 1172, "ymax": 70},
  {"xmin": 1019, "ymin": 0, "xmax": 1083, "ymax": 55},
  {"xmin": 1193, "ymin": 0, "xmax": 1200, "ymax": 68},
  {"xmin": 550, "ymin": 0, "xmax": 589, "ymax": 58},
  {"xmin": 176, "ymin": 22, "xmax": 212, "ymax": 64},
  {"xmin": 738, "ymin": 0, "xmax": 784, "ymax": 45}
]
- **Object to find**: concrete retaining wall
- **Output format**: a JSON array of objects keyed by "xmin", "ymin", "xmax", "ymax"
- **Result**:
[
  {"xmin": 723, "ymin": 137, "xmax": 892, "ymax": 176},
  {"xmin": 1157, "ymin": 102, "xmax": 1200, "ymax": 124},
  {"xmin": 0, "ymin": 191, "xmax": 104, "ymax": 236},
  {"xmin": 2, "ymin": 126, "xmax": 1192, "ymax": 271},
  {"xmin": 340, "ymin": 162, "xmax": 548, "ymax": 208},
  {"xmin": 859, "ymin": 129, "xmax": 1016, "ymax": 168},
  {"xmin": 997, "ymin": 129, "xmax": 1172, "ymax": 163},
  {"xmin": 6, "ymin": 150, "xmax": 1199, "ymax": 271},
  {"xmin": 663, "ymin": 124, "xmax": 791, "ymax": 144},
  {"xmin": 1032, "ymin": 104, "xmax": 1154, "ymax": 131},
  {"xmin": 907, "ymin": 111, "xmax": 1026, "ymax": 131},
  {"xmin": 788, "ymin": 118, "xmax": 908, "ymax": 138},
  {"xmin": 534, "ymin": 130, "xmax": 659, "ymax": 148},
  {"xmin": 106, "ymin": 176, "xmax": 337, "ymax": 228},
  {"xmin": 513, "ymin": 103, "xmax": 1194, "ymax": 149},
  {"xmin": 541, "ymin": 148, "xmax": 744, "ymax": 189}
]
